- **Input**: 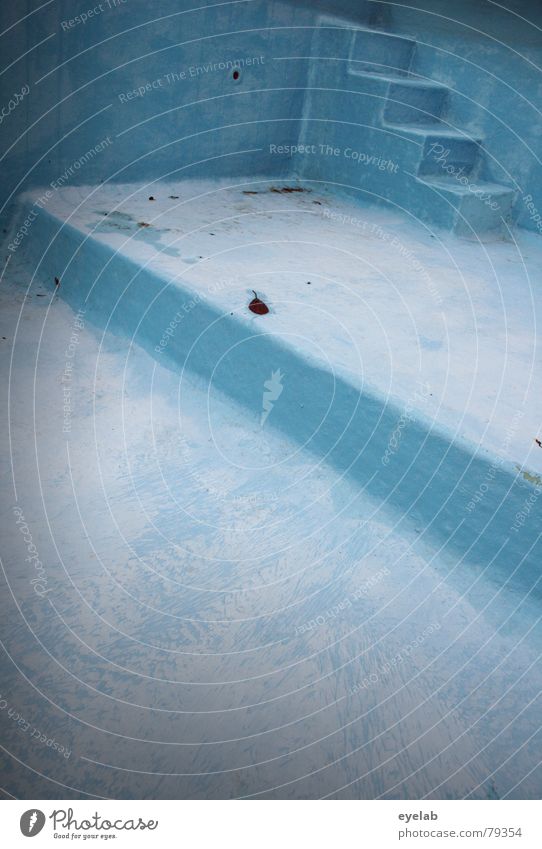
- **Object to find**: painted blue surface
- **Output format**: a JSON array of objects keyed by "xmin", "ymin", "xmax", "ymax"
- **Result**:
[
  {"xmin": 2, "ymin": 0, "xmax": 542, "ymax": 801},
  {"xmin": 13, "ymin": 190, "xmax": 542, "ymax": 603},
  {"xmin": 2, "ymin": 242, "xmax": 542, "ymax": 800}
]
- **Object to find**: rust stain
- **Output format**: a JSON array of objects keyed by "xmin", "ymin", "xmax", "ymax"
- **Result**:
[
  {"xmin": 516, "ymin": 465, "xmax": 542, "ymax": 487},
  {"xmin": 270, "ymin": 186, "xmax": 311, "ymax": 194}
]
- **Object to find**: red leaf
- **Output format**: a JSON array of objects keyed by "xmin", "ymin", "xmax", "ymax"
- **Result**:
[{"xmin": 249, "ymin": 291, "xmax": 269, "ymax": 315}]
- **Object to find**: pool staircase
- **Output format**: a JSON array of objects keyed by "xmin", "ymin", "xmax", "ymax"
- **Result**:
[{"xmin": 297, "ymin": 13, "xmax": 516, "ymax": 237}]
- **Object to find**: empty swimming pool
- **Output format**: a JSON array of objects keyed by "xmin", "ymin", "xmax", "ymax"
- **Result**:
[{"xmin": 1, "ymin": 0, "xmax": 542, "ymax": 801}]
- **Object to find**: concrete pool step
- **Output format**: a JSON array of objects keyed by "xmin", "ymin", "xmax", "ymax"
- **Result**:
[
  {"xmin": 348, "ymin": 28, "xmax": 417, "ymax": 77},
  {"xmin": 385, "ymin": 123, "xmax": 483, "ymax": 175},
  {"xmin": 415, "ymin": 175, "xmax": 517, "ymax": 237},
  {"xmin": 8, "ymin": 179, "xmax": 542, "ymax": 607},
  {"xmin": 382, "ymin": 81, "xmax": 450, "ymax": 125}
]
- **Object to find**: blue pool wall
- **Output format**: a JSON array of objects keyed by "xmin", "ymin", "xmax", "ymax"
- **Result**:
[
  {"xmin": 2, "ymin": 0, "xmax": 542, "ymax": 233},
  {"xmin": 0, "ymin": 0, "xmax": 313, "ymax": 208}
]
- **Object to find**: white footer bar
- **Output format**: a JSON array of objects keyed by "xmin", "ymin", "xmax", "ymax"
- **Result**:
[{"xmin": 3, "ymin": 800, "xmax": 541, "ymax": 848}]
